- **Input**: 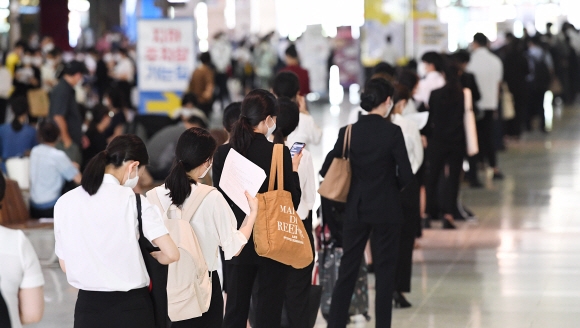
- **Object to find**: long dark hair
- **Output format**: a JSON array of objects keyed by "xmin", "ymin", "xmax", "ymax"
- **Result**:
[
  {"xmin": 165, "ymin": 128, "xmax": 216, "ymax": 206},
  {"xmin": 272, "ymin": 97, "xmax": 299, "ymax": 144},
  {"xmin": 10, "ymin": 97, "xmax": 28, "ymax": 132},
  {"xmin": 442, "ymin": 63, "xmax": 463, "ymax": 98},
  {"xmin": 360, "ymin": 78, "xmax": 395, "ymax": 112},
  {"xmin": 81, "ymin": 135, "xmax": 149, "ymax": 195},
  {"xmin": 230, "ymin": 89, "xmax": 279, "ymax": 156}
]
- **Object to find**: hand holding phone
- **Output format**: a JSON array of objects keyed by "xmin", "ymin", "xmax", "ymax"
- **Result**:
[{"xmin": 289, "ymin": 142, "xmax": 306, "ymax": 158}]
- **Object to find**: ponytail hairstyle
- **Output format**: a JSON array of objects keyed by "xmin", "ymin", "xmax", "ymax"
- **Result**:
[
  {"xmin": 272, "ymin": 97, "xmax": 299, "ymax": 144},
  {"xmin": 165, "ymin": 128, "xmax": 216, "ymax": 206},
  {"xmin": 81, "ymin": 134, "xmax": 149, "ymax": 196},
  {"xmin": 10, "ymin": 96, "xmax": 29, "ymax": 132},
  {"xmin": 360, "ymin": 78, "xmax": 395, "ymax": 112},
  {"xmin": 230, "ymin": 89, "xmax": 279, "ymax": 156}
]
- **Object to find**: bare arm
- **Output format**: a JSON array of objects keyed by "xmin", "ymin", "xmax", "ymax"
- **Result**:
[
  {"xmin": 234, "ymin": 192, "xmax": 258, "ymax": 256},
  {"xmin": 19, "ymin": 287, "xmax": 44, "ymax": 324},
  {"xmin": 59, "ymin": 258, "xmax": 66, "ymax": 273},
  {"xmin": 72, "ymin": 173, "xmax": 82, "ymax": 185},
  {"xmin": 150, "ymin": 234, "xmax": 180, "ymax": 265},
  {"xmin": 53, "ymin": 115, "xmax": 72, "ymax": 147}
]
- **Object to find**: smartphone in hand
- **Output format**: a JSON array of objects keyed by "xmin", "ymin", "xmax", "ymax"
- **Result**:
[{"xmin": 289, "ymin": 142, "xmax": 306, "ymax": 158}]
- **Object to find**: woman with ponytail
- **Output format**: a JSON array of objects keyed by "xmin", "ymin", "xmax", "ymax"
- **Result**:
[
  {"xmin": 321, "ymin": 78, "xmax": 414, "ymax": 328},
  {"xmin": 149, "ymin": 128, "xmax": 258, "ymax": 328},
  {"xmin": 213, "ymin": 89, "xmax": 302, "ymax": 328},
  {"xmin": 53, "ymin": 134, "xmax": 179, "ymax": 328},
  {"xmin": 0, "ymin": 96, "xmax": 37, "ymax": 173}
]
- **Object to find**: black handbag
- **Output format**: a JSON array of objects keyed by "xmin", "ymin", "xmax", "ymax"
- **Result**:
[
  {"xmin": 0, "ymin": 285, "xmax": 11, "ymax": 328},
  {"xmin": 136, "ymin": 194, "xmax": 169, "ymax": 328}
]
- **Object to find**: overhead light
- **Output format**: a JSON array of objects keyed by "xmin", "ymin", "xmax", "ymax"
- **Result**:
[{"xmin": 68, "ymin": 0, "xmax": 90, "ymax": 12}]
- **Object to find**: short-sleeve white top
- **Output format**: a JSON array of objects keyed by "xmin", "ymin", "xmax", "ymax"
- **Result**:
[
  {"xmin": 0, "ymin": 226, "xmax": 45, "ymax": 328},
  {"xmin": 54, "ymin": 174, "xmax": 168, "ymax": 292}
]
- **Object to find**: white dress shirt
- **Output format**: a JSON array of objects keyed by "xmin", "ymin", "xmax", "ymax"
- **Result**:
[
  {"xmin": 466, "ymin": 47, "xmax": 503, "ymax": 110},
  {"xmin": 286, "ymin": 112, "xmax": 323, "ymax": 147},
  {"xmin": 0, "ymin": 226, "xmax": 44, "ymax": 328},
  {"xmin": 414, "ymin": 71, "xmax": 445, "ymax": 108},
  {"xmin": 391, "ymin": 114, "xmax": 424, "ymax": 174},
  {"xmin": 285, "ymin": 142, "xmax": 317, "ymax": 220},
  {"xmin": 154, "ymin": 184, "xmax": 247, "ymax": 271},
  {"xmin": 54, "ymin": 174, "xmax": 168, "ymax": 292},
  {"xmin": 402, "ymin": 98, "xmax": 418, "ymax": 116},
  {"xmin": 114, "ymin": 57, "xmax": 135, "ymax": 83}
]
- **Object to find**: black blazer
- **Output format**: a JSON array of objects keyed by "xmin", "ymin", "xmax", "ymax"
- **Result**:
[
  {"xmin": 321, "ymin": 115, "xmax": 413, "ymax": 225},
  {"xmin": 213, "ymin": 134, "xmax": 301, "ymax": 264},
  {"xmin": 428, "ymin": 86, "xmax": 465, "ymax": 144}
]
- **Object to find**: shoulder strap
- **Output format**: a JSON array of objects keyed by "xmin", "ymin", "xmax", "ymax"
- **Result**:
[
  {"xmin": 146, "ymin": 188, "xmax": 166, "ymax": 216},
  {"xmin": 181, "ymin": 184, "xmax": 215, "ymax": 223},
  {"xmin": 135, "ymin": 193, "xmax": 144, "ymax": 236},
  {"xmin": 268, "ymin": 144, "xmax": 284, "ymax": 191},
  {"xmin": 342, "ymin": 125, "xmax": 352, "ymax": 159}
]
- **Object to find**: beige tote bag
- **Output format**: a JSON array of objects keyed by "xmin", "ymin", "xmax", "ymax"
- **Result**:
[
  {"xmin": 254, "ymin": 144, "xmax": 314, "ymax": 269},
  {"xmin": 318, "ymin": 124, "xmax": 352, "ymax": 203},
  {"xmin": 463, "ymin": 89, "xmax": 479, "ymax": 157}
]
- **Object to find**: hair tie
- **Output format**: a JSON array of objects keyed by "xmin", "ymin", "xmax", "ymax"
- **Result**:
[{"xmin": 103, "ymin": 150, "xmax": 108, "ymax": 157}]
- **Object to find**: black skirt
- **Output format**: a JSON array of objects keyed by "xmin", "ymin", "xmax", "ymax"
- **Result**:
[{"xmin": 74, "ymin": 287, "xmax": 155, "ymax": 328}]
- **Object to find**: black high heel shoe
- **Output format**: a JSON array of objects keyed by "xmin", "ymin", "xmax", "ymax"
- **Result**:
[{"xmin": 393, "ymin": 291, "xmax": 412, "ymax": 308}]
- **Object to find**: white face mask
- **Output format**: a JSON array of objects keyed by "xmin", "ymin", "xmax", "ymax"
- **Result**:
[
  {"xmin": 417, "ymin": 62, "xmax": 427, "ymax": 78},
  {"xmin": 42, "ymin": 43, "xmax": 54, "ymax": 53},
  {"xmin": 383, "ymin": 101, "xmax": 394, "ymax": 118},
  {"xmin": 123, "ymin": 166, "xmax": 139, "ymax": 189},
  {"xmin": 265, "ymin": 117, "xmax": 276, "ymax": 138},
  {"xmin": 22, "ymin": 56, "xmax": 32, "ymax": 66},
  {"xmin": 32, "ymin": 57, "xmax": 43, "ymax": 67},
  {"xmin": 198, "ymin": 162, "xmax": 212, "ymax": 179},
  {"xmin": 103, "ymin": 98, "xmax": 110, "ymax": 107}
]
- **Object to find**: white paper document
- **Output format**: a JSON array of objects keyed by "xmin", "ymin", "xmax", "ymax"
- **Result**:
[{"xmin": 219, "ymin": 149, "xmax": 267, "ymax": 215}]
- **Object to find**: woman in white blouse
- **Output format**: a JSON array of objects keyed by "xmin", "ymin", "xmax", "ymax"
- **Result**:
[
  {"xmin": 54, "ymin": 135, "xmax": 180, "ymax": 328},
  {"xmin": 150, "ymin": 127, "xmax": 258, "ymax": 328},
  {"xmin": 389, "ymin": 84, "xmax": 423, "ymax": 308}
]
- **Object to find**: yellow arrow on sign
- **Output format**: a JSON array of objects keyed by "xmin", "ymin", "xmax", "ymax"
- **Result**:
[{"xmin": 145, "ymin": 92, "xmax": 182, "ymax": 117}]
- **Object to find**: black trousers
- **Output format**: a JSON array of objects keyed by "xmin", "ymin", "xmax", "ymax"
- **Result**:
[
  {"xmin": 426, "ymin": 140, "xmax": 464, "ymax": 217},
  {"xmin": 396, "ymin": 180, "xmax": 420, "ymax": 293},
  {"xmin": 30, "ymin": 205, "xmax": 54, "ymax": 219},
  {"xmin": 476, "ymin": 111, "xmax": 498, "ymax": 168},
  {"xmin": 0, "ymin": 289, "xmax": 10, "ymax": 327},
  {"xmin": 0, "ymin": 98, "xmax": 7, "ymax": 124},
  {"xmin": 172, "ymin": 271, "xmax": 223, "ymax": 328},
  {"xmin": 284, "ymin": 213, "xmax": 315, "ymax": 328},
  {"xmin": 328, "ymin": 219, "xmax": 401, "ymax": 328},
  {"xmin": 215, "ymin": 72, "xmax": 230, "ymax": 109},
  {"xmin": 223, "ymin": 257, "xmax": 289, "ymax": 328},
  {"xmin": 527, "ymin": 88, "xmax": 546, "ymax": 131},
  {"xmin": 74, "ymin": 287, "xmax": 155, "ymax": 328}
]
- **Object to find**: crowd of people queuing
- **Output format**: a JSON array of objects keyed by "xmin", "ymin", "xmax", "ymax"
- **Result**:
[{"xmin": 0, "ymin": 21, "xmax": 578, "ymax": 328}]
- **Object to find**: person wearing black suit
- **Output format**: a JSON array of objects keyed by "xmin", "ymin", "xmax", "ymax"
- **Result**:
[
  {"xmin": 425, "ymin": 64, "xmax": 466, "ymax": 229},
  {"xmin": 212, "ymin": 89, "xmax": 302, "ymax": 328},
  {"xmin": 452, "ymin": 51, "xmax": 483, "ymax": 188},
  {"xmin": 321, "ymin": 78, "xmax": 414, "ymax": 328}
]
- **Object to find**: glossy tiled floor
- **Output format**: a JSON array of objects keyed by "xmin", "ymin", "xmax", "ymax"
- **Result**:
[{"xmin": 25, "ymin": 101, "xmax": 580, "ymax": 327}]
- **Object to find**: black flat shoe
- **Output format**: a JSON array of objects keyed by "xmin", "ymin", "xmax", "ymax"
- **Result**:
[
  {"xmin": 393, "ymin": 291, "xmax": 412, "ymax": 308},
  {"xmin": 470, "ymin": 180, "xmax": 484, "ymax": 188},
  {"xmin": 493, "ymin": 172, "xmax": 505, "ymax": 180},
  {"xmin": 443, "ymin": 218, "xmax": 457, "ymax": 229},
  {"xmin": 422, "ymin": 217, "xmax": 432, "ymax": 229}
]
